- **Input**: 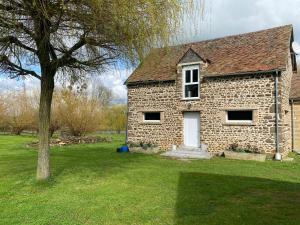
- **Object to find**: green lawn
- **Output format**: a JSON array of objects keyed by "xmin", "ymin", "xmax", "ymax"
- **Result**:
[{"xmin": 1, "ymin": 135, "xmax": 300, "ymax": 225}]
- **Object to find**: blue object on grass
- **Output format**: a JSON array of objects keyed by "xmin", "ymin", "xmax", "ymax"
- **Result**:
[{"xmin": 117, "ymin": 145, "xmax": 129, "ymax": 153}]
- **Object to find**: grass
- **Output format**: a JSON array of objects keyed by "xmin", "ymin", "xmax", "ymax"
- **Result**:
[{"xmin": 0, "ymin": 134, "xmax": 300, "ymax": 225}]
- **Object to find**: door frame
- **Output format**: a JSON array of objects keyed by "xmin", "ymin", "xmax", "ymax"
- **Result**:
[{"xmin": 183, "ymin": 111, "xmax": 200, "ymax": 147}]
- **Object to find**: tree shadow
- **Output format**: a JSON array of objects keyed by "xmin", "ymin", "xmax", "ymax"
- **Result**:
[{"xmin": 176, "ymin": 172, "xmax": 300, "ymax": 225}]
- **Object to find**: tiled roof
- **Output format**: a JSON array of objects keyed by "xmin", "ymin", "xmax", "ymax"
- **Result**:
[
  {"xmin": 126, "ymin": 25, "xmax": 293, "ymax": 84},
  {"xmin": 291, "ymin": 73, "xmax": 300, "ymax": 100}
]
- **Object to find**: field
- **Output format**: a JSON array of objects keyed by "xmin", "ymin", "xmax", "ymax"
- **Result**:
[{"xmin": 1, "ymin": 134, "xmax": 300, "ymax": 225}]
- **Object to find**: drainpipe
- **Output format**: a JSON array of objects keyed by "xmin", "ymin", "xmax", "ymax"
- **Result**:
[
  {"xmin": 274, "ymin": 71, "xmax": 282, "ymax": 160},
  {"xmin": 291, "ymin": 99, "xmax": 295, "ymax": 152}
]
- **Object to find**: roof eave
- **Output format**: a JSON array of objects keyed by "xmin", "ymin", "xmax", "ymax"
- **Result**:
[
  {"xmin": 126, "ymin": 79, "xmax": 176, "ymax": 86},
  {"xmin": 204, "ymin": 68, "xmax": 286, "ymax": 78}
]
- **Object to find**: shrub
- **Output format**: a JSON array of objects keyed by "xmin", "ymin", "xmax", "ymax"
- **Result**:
[
  {"xmin": 128, "ymin": 141, "xmax": 158, "ymax": 150},
  {"xmin": 227, "ymin": 143, "xmax": 260, "ymax": 154}
]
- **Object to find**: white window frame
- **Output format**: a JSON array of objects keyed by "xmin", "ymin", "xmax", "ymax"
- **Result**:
[
  {"xmin": 143, "ymin": 112, "xmax": 161, "ymax": 123},
  {"xmin": 182, "ymin": 65, "xmax": 200, "ymax": 100},
  {"xmin": 226, "ymin": 110, "xmax": 254, "ymax": 124}
]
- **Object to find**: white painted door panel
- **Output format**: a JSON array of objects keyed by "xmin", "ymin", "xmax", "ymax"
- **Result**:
[{"xmin": 184, "ymin": 112, "xmax": 200, "ymax": 147}]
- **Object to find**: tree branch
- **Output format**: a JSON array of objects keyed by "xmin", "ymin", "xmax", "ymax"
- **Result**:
[
  {"xmin": 0, "ymin": 36, "xmax": 37, "ymax": 53},
  {"xmin": 0, "ymin": 55, "xmax": 41, "ymax": 79},
  {"xmin": 52, "ymin": 36, "xmax": 86, "ymax": 68}
]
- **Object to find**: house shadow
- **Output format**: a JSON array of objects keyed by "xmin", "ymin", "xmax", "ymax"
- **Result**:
[{"xmin": 176, "ymin": 172, "xmax": 300, "ymax": 225}]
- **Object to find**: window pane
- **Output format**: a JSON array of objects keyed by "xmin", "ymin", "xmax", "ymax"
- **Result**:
[
  {"xmin": 227, "ymin": 111, "xmax": 253, "ymax": 121},
  {"xmin": 144, "ymin": 112, "xmax": 160, "ymax": 121},
  {"xmin": 185, "ymin": 84, "xmax": 199, "ymax": 98},
  {"xmin": 185, "ymin": 70, "xmax": 191, "ymax": 83},
  {"xmin": 193, "ymin": 69, "xmax": 198, "ymax": 82}
]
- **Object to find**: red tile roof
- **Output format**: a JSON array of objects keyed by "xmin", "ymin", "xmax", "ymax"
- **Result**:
[{"xmin": 126, "ymin": 25, "xmax": 293, "ymax": 84}]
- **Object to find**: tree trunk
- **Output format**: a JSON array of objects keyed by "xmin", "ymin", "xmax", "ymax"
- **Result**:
[{"xmin": 37, "ymin": 75, "xmax": 54, "ymax": 180}]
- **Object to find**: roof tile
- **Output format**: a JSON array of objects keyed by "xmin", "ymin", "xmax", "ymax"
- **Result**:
[{"xmin": 127, "ymin": 25, "xmax": 293, "ymax": 84}]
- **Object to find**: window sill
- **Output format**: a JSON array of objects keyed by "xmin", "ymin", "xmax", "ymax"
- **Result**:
[
  {"xmin": 181, "ymin": 97, "xmax": 200, "ymax": 101},
  {"xmin": 142, "ymin": 121, "xmax": 162, "ymax": 125},
  {"xmin": 223, "ymin": 122, "xmax": 255, "ymax": 126}
]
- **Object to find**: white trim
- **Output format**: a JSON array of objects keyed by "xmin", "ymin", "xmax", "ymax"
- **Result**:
[
  {"xmin": 225, "ymin": 110, "xmax": 253, "ymax": 124},
  {"xmin": 178, "ymin": 61, "xmax": 203, "ymax": 67},
  {"xmin": 143, "ymin": 112, "xmax": 161, "ymax": 123},
  {"xmin": 182, "ymin": 65, "xmax": 200, "ymax": 100}
]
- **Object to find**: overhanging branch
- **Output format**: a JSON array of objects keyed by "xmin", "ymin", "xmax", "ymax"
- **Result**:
[
  {"xmin": 0, "ymin": 55, "xmax": 41, "ymax": 79},
  {"xmin": 0, "ymin": 36, "xmax": 37, "ymax": 53}
]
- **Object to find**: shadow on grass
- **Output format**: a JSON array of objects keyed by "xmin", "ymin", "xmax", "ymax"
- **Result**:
[{"xmin": 176, "ymin": 172, "xmax": 300, "ymax": 225}]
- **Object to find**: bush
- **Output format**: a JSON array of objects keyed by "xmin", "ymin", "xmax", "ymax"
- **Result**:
[
  {"xmin": 227, "ymin": 143, "xmax": 260, "ymax": 154},
  {"xmin": 128, "ymin": 141, "xmax": 158, "ymax": 150},
  {"xmin": 57, "ymin": 89, "xmax": 103, "ymax": 136}
]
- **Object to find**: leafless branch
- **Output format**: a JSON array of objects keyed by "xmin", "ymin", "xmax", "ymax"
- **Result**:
[{"xmin": 0, "ymin": 55, "xmax": 41, "ymax": 79}]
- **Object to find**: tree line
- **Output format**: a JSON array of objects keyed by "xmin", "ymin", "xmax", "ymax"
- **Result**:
[{"xmin": 0, "ymin": 85, "xmax": 127, "ymax": 136}]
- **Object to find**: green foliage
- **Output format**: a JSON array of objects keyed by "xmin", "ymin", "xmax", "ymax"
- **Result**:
[
  {"xmin": 0, "ymin": 135, "xmax": 300, "ymax": 224},
  {"xmin": 0, "ymin": 0, "xmax": 191, "ymax": 79},
  {"xmin": 128, "ymin": 141, "xmax": 158, "ymax": 150},
  {"xmin": 103, "ymin": 105, "xmax": 127, "ymax": 133},
  {"xmin": 228, "ymin": 143, "xmax": 260, "ymax": 154}
]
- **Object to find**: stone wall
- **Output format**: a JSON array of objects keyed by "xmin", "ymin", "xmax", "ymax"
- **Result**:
[
  {"xmin": 127, "ymin": 82, "xmax": 181, "ymax": 149},
  {"xmin": 127, "ymin": 61, "xmax": 293, "ymax": 155},
  {"xmin": 280, "ymin": 51, "xmax": 293, "ymax": 155}
]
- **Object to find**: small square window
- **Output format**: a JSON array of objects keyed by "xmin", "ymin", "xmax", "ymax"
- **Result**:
[
  {"xmin": 144, "ymin": 112, "xmax": 161, "ymax": 122},
  {"xmin": 185, "ymin": 70, "xmax": 191, "ymax": 83},
  {"xmin": 226, "ymin": 110, "xmax": 253, "ymax": 123}
]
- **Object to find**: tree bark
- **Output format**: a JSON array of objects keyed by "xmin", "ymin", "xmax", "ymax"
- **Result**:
[{"xmin": 36, "ymin": 75, "xmax": 54, "ymax": 180}]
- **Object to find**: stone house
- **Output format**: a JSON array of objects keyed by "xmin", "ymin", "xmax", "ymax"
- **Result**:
[
  {"xmin": 290, "ymin": 73, "xmax": 300, "ymax": 153},
  {"xmin": 125, "ymin": 25, "xmax": 298, "ymax": 157}
]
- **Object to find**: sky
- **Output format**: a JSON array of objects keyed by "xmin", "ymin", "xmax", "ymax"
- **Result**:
[{"xmin": 1, "ymin": 0, "xmax": 300, "ymax": 103}]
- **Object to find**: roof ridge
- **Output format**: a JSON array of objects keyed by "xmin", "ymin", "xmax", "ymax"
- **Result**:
[{"xmin": 166, "ymin": 24, "xmax": 293, "ymax": 49}]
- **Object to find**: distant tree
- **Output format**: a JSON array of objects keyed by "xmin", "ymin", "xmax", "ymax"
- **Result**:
[
  {"xmin": 0, "ymin": 0, "xmax": 190, "ymax": 180},
  {"xmin": 6, "ymin": 89, "xmax": 36, "ymax": 135},
  {"xmin": 0, "ymin": 96, "xmax": 9, "ymax": 132},
  {"xmin": 91, "ymin": 81, "xmax": 113, "ymax": 107},
  {"xmin": 107, "ymin": 105, "xmax": 127, "ymax": 134},
  {"xmin": 58, "ymin": 89, "xmax": 102, "ymax": 136}
]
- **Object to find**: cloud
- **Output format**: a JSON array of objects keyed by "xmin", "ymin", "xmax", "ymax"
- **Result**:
[
  {"xmin": 91, "ymin": 67, "xmax": 133, "ymax": 104},
  {"xmin": 178, "ymin": 0, "xmax": 300, "ymax": 44},
  {"xmin": 0, "ymin": 76, "xmax": 40, "ymax": 95}
]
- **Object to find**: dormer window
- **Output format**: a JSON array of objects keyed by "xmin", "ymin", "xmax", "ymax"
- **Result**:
[{"xmin": 182, "ymin": 65, "xmax": 200, "ymax": 99}]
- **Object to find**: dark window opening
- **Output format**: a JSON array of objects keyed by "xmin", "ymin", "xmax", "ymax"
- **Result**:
[
  {"xmin": 227, "ymin": 110, "xmax": 253, "ymax": 121},
  {"xmin": 185, "ymin": 70, "xmax": 191, "ymax": 83},
  {"xmin": 193, "ymin": 69, "xmax": 198, "ymax": 82},
  {"xmin": 185, "ymin": 84, "xmax": 199, "ymax": 98},
  {"xmin": 144, "ymin": 112, "xmax": 161, "ymax": 121}
]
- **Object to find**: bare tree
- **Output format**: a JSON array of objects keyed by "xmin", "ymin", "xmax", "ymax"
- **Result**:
[
  {"xmin": 91, "ymin": 81, "xmax": 113, "ymax": 107},
  {"xmin": 6, "ymin": 88, "xmax": 36, "ymax": 135},
  {"xmin": 0, "ymin": 95, "xmax": 9, "ymax": 132},
  {"xmin": 57, "ymin": 89, "xmax": 102, "ymax": 136},
  {"xmin": 0, "ymin": 0, "xmax": 188, "ymax": 180}
]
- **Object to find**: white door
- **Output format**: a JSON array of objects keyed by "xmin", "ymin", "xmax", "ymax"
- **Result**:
[{"xmin": 184, "ymin": 112, "xmax": 200, "ymax": 147}]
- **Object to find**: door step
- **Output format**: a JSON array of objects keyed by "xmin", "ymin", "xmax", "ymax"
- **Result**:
[{"xmin": 161, "ymin": 145, "xmax": 212, "ymax": 160}]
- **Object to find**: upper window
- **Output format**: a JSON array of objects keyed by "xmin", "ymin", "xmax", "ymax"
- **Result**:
[
  {"xmin": 144, "ymin": 112, "xmax": 161, "ymax": 122},
  {"xmin": 183, "ymin": 65, "xmax": 199, "ymax": 99},
  {"xmin": 226, "ymin": 110, "xmax": 253, "ymax": 123}
]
